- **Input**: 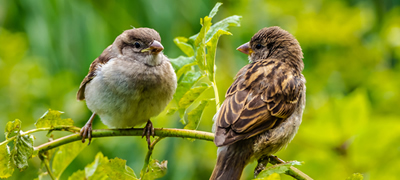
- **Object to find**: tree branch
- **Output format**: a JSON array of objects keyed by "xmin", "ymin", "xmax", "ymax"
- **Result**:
[{"xmin": 34, "ymin": 127, "xmax": 214, "ymax": 153}]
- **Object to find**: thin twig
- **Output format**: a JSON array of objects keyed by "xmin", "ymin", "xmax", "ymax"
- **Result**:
[
  {"xmin": 39, "ymin": 152, "xmax": 55, "ymax": 180},
  {"xmin": 268, "ymin": 155, "xmax": 313, "ymax": 180},
  {"xmin": 140, "ymin": 137, "xmax": 165, "ymax": 178}
]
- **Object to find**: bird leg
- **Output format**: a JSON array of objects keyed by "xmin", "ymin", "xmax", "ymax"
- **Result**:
[
  {"xmin": 254, "ymin": 155, "xmax": 270, "ymax": 178},
  {"xmin": 80, "ymin": 113, "xmax": 96, "ymax": 145},
  {"xmin": 142, "ymin": 120, "xmax": 155, "ymax": 148}
]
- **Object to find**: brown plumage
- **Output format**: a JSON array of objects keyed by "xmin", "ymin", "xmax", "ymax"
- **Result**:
[{"xmin": 210, "ymin": 26, "xmax": 306, "ymax": 180}]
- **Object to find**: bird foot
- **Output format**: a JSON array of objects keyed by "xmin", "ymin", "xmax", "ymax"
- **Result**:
[
  {"xmin": 142, "ymin": 120, "xmax": 155, "ymax": 148},
  {"xmin": 80, "ymin": 122, "xmax": 93, "ymax": 145},
  {"xmin": 254, "ymin": 156, "xmax": 270, "ymax": 178}
]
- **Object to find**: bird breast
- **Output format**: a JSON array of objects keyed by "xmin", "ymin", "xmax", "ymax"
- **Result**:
[{"xmin": 84, "ymin": 57, "xmax": 177, "ymax": 128}]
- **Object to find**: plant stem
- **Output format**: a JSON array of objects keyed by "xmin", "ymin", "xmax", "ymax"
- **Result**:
[
  {"xmin": 39, "ymin": 152, "xmax": 55, "ymax": 180},
  {"xmin": 0, "ymin": 127, "xmax": 80, "ymax": 146},
  {"xmin": 140, "ymin": 137, "xmax": 164, "ymax": 178},
  {"xmin": 35, "ymin": 128, "xmax": 214, "ymax": 153},
  {"xmin": 268, "ymin": 155, "xmax": 313, "ymax": 180},
  {"xmin": 212, "ymin": 81, "xmax": 220, "ymax": 110}
]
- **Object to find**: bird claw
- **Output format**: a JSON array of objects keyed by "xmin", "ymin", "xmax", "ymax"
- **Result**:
[
  {"xmin": 80, "ymin": 123, "xmax": 93, "ymax": 145},
  {"xmin": 142, "ymin": 120, "xmax": 155, "ymax": 148},
  {"xmin": 254, "ymin": 156, "xmax": 269, "ymax": 178}
]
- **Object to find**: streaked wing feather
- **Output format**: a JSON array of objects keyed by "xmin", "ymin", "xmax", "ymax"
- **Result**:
[{"xmin": 214, "ymin": 59, "xmax": 304, "ymax": 147}]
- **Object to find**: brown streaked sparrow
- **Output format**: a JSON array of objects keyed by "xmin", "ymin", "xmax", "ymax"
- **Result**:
[
  {"xmin": 210, "ymin": 26, "xmax": 306, "ymax": 180},
  {"xmin": 77, "ymin": 28, "xmax": 177, "ymax": 146}
]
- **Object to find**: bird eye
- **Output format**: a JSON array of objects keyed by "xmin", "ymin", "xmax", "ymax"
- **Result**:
[
  {"xmin": 134, "ymin": 42, "xmax": 141, "ymax": 48},
  {"xmin": 255, "ymin": 44, "xmax": 262, "ymax": 49}
]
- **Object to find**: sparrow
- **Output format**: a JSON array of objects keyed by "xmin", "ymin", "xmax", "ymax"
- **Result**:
[
  {"xmin": 210, "ymin": 26, "xmax": 306, "ymax": 180},
  {"xmin": 77, "ymin": 28, "xmax": 177, "ymax": 146}
]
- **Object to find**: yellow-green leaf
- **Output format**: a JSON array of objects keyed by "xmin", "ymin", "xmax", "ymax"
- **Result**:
[
  {"xmin": 194, "ymin": 16, "xmax": 212, "ymax": 71},
  {"xmin": 35, "ymin": 109, "xmax": 74, "ymax": 128},
  {"xmin": 68, "ymin": 152, "xmax": 109, "ymax": 180},
  {"xmin": 10, "ymin": 131, "xmax": 34, "ymax": 170},
  {"xmin": 255, "ymin": 161, "xmax": 301, "ymax": 179},
  {"xmin": 208, "ymin": 2, "xmax": 222, "ymax": 18},
  {"xmin": 206, "ymin": 29, "xmax": 232, "ymax": 81},
  {"xmin": 0, "ymin": 144, "xmax": 14, "ymax": 178},
  {"xmin": 205, "ymin": 15, "xmax": 241, "ymax": 42},
  {"xmin": 52, "ymin": 141, "xmax": 87, "ymax": 179},
  {"xmin": 346, "ymin": 173, "xmax": 364, "ymax": 180},
  {"xmin": 5, "ymin": 119, "xmax": 21, "ymax": 139},
  {"xmin": 255, "ymin": 173, "xmax": 281, "ymax": 180},
  {"xmin": 142, "ymin": 159, "xmax": 168, "ymax": 180},
  {"xmin": 173, "ymin": 37, "xmax": 194, "ymax": 57},
  {"xmin": 184, "ymin": 99, "xmax": 212, "ymax": 130},
  {"xmin": 102, "ymin": 157, "xmax": 138, "ymax": 180},
  {"xmin": 178, "ymin": 85, "xmax": 210, "ymax": 113}
]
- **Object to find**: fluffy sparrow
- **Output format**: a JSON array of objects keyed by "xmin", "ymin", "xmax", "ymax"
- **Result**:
[
  {"xmin": 210, "ymin": 26, "xmax": 306, "ymax": 180},
  {"xmin": 77, "ymin": 28, "xmax": 177, "ymax": 146}
]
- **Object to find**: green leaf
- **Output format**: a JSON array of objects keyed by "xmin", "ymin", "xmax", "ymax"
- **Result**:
[
  {"xmin": 169, "ymin": 56, "xmax": 195, "ymax": 72},
  {"xmin": 184, "ymin": 99, "xmax": 212, "ymax": 130},
  {"xmin": 176, "ymin": 62, "xmax": 196, "ymax": 80},
  {"xmin": 346, "ymin": 173, "xmax": 364, "ymax": 180},
  {"xmin": 174, "ymin": 71, "xmax": 203, "ymax": 105},
  {"xmin": 206, "ymin": 29, "xmax": 232, "ymax": 81},
  {"xmin": 208, "ymin": 2, "xmax": 223, "ymax": 18},
  {"xmin": 142, "ymin": 159, "xmax": 168, "ymax": 180},
  {"xmin": 205, "ymin": 15, "xmax": 241, "ymax": 42},
  {"xmin": 52, "ymin": 141, "xmax": 87, "ymax": 179},
  {"xmin": 173, "ymin": 37, "xmax": 194, "ymax": 57},
  {"xmin": 10, "ymin": 131, "xmax": 34, "ymax": 170},
  {"xmin": 68, "ymin": 152, "xmax": 109, "ymax": 180},
  {"xmin": 0, "ymin": 144, "xmax": 14, "ymax": 178},
  {"xmin": 5, "ymin": 119, "xmax": 21, "ymax": 139},
  {"xmin": 194, "ymin": 16, "xmax": 212, "ymax": 71},
  {"xmin": 68, "ymin": 170, "xmax": 86, "ymax": 180},
  {"xmin": 255, "ymin": 173, "xmax": 281, "ymax": 180},
  {"xmin": 255, "ymin": 161, "xmax": 301, "ymax": 179},
  {"xmin": 178, "ymin": 85, "xmax": 210, "ymax": 115},
  {"xmin": 189, "ymin": 15, "xmax": 241, "ymax": 43},
  {"xmin": 102, "ymin": 157, "xmax": 138, "ymax": 180},
  {"xmin": 35, "ymin": 109, "xmax": 74, "ymax": 128}
]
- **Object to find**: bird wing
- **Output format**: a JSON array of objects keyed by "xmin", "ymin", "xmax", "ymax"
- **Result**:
[
  {"xmin": 214, "ymin": 59, "xmax": 305, "ymax": 146},
  {"xmin": 76, "ymin": 45, "xmax": 115, "ymax": 100}
]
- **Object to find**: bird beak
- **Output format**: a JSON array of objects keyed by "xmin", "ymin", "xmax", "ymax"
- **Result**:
[
  {"xmin": 237, "ymin": 42, "xmax": 253, "ymax": 55},
  {"xmin": 141, "ymin": 40, "xmax": 164, "ymax": 54}
]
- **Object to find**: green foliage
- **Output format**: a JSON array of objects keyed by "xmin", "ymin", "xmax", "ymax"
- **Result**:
[
  {"xmin": 4, "ymin": 119, "xmax": 21, "ymax": 139},
  {"xmin": 35, "ymin": 109, "xmax": 74, "ymax": 128},
  {"xmin": 0, "ymin": 144, "xmax": 14, "ymax": 178},
  {"xmin": 52, "ymin": 141, "xmax": 87, "ymax": 179},
  {"xmin": 169, "ymin": 2, "xmax": 241, "ymax": 129},
  {"xmin": 10, "ymin": 132, "xmax": 34, "ymax": 170},
  {"xmin": 254, "ymin": 161, "xmax": 301, "ymax": 179},
  {"xmin": 256, "ymin": 173, "xmax": 281, "ymax": 180},
  {"xmin": 346, "ymin": 173, "xmax": 364, "ymax": 180},
  {"xmin": 68, "ymin": 152, "xmax": 138, "ymax": 180},
  {"xmin": 142, "ymin": 159, "xmax": 168, "ymax": 180}
]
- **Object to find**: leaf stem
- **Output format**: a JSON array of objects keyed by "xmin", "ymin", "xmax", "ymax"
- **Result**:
[
  {"xmin": 39, "ymin": 152, "xmax": 55, "ymax": 180},
  {"xmin": 140, "ymin": 137, "xmax": 165, "ymax": 178},
  {"xmin": 212, "ymin": 81, "xmax": 220, "ymax": 110}
]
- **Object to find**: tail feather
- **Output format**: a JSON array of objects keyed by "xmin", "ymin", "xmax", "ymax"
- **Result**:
[{"xmin": 210, "ymin": 143, "xmax": 253, "ymax": 180}]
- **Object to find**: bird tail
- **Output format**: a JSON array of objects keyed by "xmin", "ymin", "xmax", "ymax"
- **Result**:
[{"xmin": 210, "ymin": 144, "xmax": 251, "ymax": 180}]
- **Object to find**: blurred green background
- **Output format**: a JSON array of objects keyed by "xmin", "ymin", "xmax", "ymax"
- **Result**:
[{"xmin": 1, "ymin": 0, "xmax": 400, "ymax": 179}]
